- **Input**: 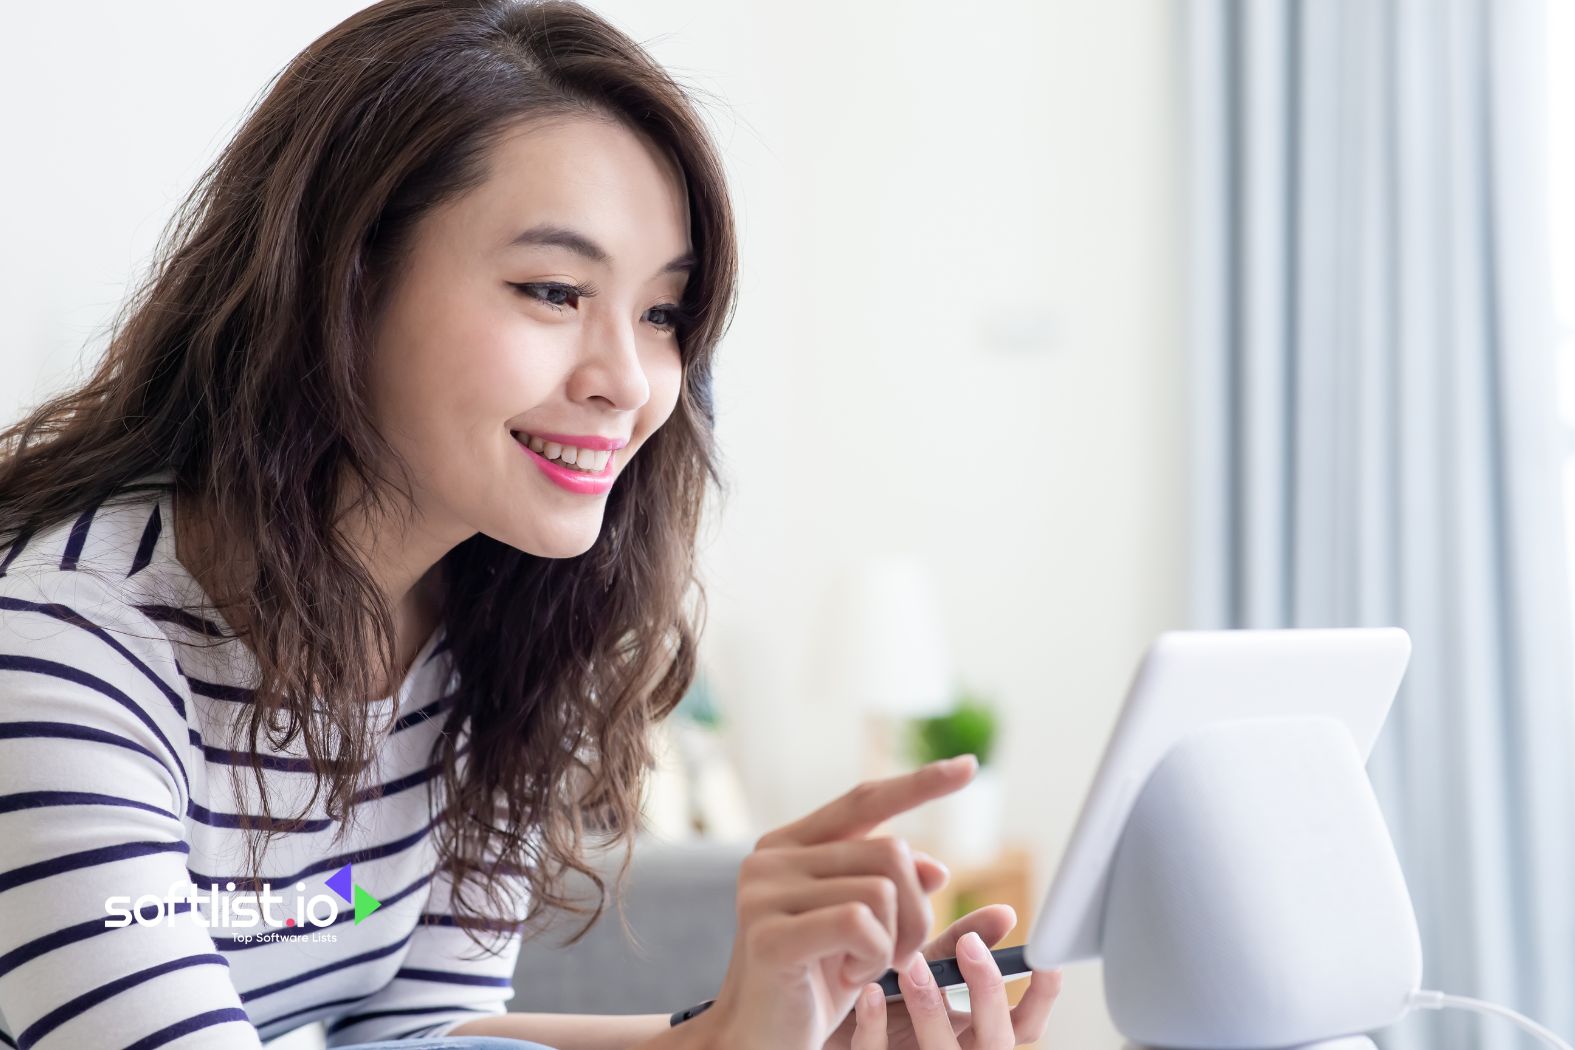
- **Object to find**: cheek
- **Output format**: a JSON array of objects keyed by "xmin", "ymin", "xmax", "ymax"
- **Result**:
[
  {"xmin": 373, "ymin": 327, "xmax": 536, "ymax": 462},
  {"xmin": 448, "ymin": 336, "xmax": 526, "ymax": 415},
  {"xmin": 648, "ymin": 347, "xmax": 686, "ymax": 425},
  {"xmin": 440, "ymin": 338, "xmax": 557, "ymax": 457}
]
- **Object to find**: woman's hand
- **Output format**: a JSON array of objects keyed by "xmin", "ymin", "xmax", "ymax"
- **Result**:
[
  {"xmin": 834, "ymin": 904, "xmax": 1064, "ymax": 1049},
  {"xmin": 702, "ymin": 755, "xmax": 978, "ymax": 1050}
]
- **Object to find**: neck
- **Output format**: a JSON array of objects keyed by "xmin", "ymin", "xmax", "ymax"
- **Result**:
[{"xmin": 172, "ymin": 484, "xmax": 447, "ymax": 696}]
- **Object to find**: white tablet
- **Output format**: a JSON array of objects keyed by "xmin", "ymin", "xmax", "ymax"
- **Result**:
[{"xmin": 1023, "ymin": 626, "xmax": 1413, "ymax": 969}]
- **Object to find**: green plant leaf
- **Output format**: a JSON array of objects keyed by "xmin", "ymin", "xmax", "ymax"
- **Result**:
[{"xmin": 904, "ymin": 692, "xmax": 998, "ymax": 767}]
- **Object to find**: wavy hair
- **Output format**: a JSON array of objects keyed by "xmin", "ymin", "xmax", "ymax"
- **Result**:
[{"xmin": 0, "ymin": 0, "xmax": 736, "ymax": 956}]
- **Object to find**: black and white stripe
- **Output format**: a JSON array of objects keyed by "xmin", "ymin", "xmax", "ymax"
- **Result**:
[{"xmin": 0, "ymin": 474, "xmax": 524, "ymax": 1049}]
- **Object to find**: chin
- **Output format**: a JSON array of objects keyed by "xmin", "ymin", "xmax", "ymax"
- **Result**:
[{"xmin": 504, "ymin": 521, "xmax": 603, "ymax": 560}]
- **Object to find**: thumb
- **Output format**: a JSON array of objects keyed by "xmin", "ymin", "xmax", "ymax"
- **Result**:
[{"xmin": 923, "ymin": 903, "xmax": 1018, "ymax": 960}]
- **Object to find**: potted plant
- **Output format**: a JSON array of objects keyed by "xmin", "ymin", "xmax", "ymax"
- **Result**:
[{"xmin": 903, "ymin": 689, "xmax": 1003, "ymax": 864}]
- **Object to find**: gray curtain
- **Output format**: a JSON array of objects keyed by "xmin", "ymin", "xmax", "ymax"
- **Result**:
[{"xmin": 1185, "ymin": 1, "xmax": 1575, "ymax": 1048}]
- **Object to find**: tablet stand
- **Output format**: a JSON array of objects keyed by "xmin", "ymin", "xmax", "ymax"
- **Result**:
[{"xmin": 1099, "ymin": 715, "xmax": 1422, "ymax": 1050}]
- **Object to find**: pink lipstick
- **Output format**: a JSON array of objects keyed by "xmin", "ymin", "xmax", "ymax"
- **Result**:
[{"xmin": 512, "ymin": 432, "xmax": 618, "ymax": 495}]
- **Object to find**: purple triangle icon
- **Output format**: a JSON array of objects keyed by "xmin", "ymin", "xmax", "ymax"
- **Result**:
[{"xmin": 326, "ymin": 863, "xmax": 354, "ymax": 905}]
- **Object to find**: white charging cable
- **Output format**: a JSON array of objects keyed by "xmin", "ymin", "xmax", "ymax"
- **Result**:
[{"xmin": 1409, "ymin": 989, "xmax": 1575, "ymax": 1050}]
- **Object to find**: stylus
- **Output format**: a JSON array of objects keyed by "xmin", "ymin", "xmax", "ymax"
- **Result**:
[{"xmin": 668, "ymin": 945, "xmax": 1032, "ymax": 1026}]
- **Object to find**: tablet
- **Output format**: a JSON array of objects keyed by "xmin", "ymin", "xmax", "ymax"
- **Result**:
[{"xmin": 1023, "ymin": 626, "xmax": 1413, "ymax": 969}]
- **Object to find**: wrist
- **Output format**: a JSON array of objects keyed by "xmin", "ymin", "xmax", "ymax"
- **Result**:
[
  {"xmin": 682, "ymin": 997, "xmax": 734, "ymax": 1050},
  {"xmin": 638, "ymin": 997, "xmax": 733, "ymax": 1050}
]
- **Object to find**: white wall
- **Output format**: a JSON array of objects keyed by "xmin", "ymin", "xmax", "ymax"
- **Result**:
[
  {"xmin": 670, "ymin": 4, "xmax": 1188, "ymax": 1045},
  {"xmin": 1, "ymin": 3, "xmax": 1184, "ymax": 1047}
]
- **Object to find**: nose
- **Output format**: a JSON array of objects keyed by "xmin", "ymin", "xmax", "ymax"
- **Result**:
[{"xmin": 568, "ymin": 313, "xmax": 652, "ymax": 411}]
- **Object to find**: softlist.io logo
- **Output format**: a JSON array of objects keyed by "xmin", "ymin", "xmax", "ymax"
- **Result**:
[{"xmin": 105, "ymin": 862, "xmax": 383, "ymax": 937}]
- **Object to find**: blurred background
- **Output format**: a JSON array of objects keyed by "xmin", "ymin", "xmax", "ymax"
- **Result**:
[{"xmin": 3, "ymin": 2, "xmax": 1572, "ymax": 1048}]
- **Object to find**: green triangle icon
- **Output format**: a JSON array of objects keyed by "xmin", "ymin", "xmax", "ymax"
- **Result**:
[{"xmin": 353, "ymin": 884, "xmax": 382, "ymax": 924}]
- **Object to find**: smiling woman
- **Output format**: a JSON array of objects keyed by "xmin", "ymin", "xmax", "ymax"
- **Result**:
[
  {"xmin": 0, "ymin": 2, "xmax": 1063, "ymax": 1049},
  {"xmin": 0, "ymin": 0, "xmax": 735, "ymax": 1046}
]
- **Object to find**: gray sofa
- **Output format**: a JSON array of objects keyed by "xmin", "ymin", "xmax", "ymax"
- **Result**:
[
  {"xmin": 262, "ymin": 837, "xmax": 749, "ymax": 1049},
  {"xmin": 507, "ymin": 836, "xmax": 751, "ymax": 1017}
]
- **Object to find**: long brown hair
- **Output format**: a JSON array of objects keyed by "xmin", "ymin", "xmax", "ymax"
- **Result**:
[{"xmin": 0, "ymin": 0, "xmax": 736, "ymax": 955}]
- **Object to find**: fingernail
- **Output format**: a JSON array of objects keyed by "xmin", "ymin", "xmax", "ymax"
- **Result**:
[
  {"xmin": 861, "ymin": 984, "xmax": 882, "ymax": 1009},
  {"xmin": 959, "ymin": 931, "xmax": 988, "ymax": 962},
  {"xmin": 904, "ymin": 952, "xmax": 932, "ymax": 987}
]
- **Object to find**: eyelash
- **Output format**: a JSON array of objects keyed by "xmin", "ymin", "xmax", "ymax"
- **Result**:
[{"xmin": 510, "ymin": 281, "xmax": 692, "ymax": 334}]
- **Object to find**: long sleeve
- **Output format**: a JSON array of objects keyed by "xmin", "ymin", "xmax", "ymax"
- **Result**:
[
  {"xmin": 0, "ymin": 568, "xmax": 261, "ymax": 1049},
  {"xmin": 321, "ymin": 858, "xmax": 525, "ymax": 1045}
]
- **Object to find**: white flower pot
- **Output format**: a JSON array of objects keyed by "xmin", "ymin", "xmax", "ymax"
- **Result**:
[{"xmin": 920, "ymin": 764, "xmax": 1004, "ymax": 866}]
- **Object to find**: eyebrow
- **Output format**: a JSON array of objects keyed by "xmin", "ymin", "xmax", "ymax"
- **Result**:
[{"xmin": 505, "ymin": 223, "xmax": 696, "ymax": 278}]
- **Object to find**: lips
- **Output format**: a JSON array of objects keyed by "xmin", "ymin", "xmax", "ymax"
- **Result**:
[{"xmin": 512, "ymin": 431, "xmax": 618, "ymax": 495}]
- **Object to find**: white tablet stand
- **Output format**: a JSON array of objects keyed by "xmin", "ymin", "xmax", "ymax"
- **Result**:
[{"xmin": 1100, "ymin": 714, "xmax": 1423, "ymax": 1050}]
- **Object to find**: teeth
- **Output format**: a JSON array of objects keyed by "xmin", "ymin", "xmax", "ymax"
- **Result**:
[{"xmin": 517, "ymin": 433, "xmax": 611, "ymax": 474}]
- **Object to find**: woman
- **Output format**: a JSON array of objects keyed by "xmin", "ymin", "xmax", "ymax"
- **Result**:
[{"xmin": 0, "ymin": 2, "xmax": 1062, "ymax": 1048}]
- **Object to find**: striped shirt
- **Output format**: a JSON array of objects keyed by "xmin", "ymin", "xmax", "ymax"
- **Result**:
[{"xmin": 0, "ymin": 471, "xmax": 524, "ymax": 1049}]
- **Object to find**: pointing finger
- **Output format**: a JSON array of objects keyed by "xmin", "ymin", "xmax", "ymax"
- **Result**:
[{"xmin": 760, "ymin": 755, "xmax": 978, "ymax": 848}]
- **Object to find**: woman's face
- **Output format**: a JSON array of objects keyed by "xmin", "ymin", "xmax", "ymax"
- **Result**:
[{"xmin": 366, "ymin": 115, "xmax": 692, "ymax": 562}]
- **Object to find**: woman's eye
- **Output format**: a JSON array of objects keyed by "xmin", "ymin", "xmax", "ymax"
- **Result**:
[
  {"xmin": 511, "ymin": 282, "xmax": 581, "ymax": 311},
  {"xmin": 511, "ymin": 282, "xmax": 687, "ymax": 334},
  {"xmin": 647, "ymin": 304, "xmax": 683, "ymax": 332}
]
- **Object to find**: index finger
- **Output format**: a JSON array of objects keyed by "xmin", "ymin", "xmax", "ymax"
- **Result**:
[{"xmin": 761, "ymin": 755, "xmax": 979, "ymax": 847}]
